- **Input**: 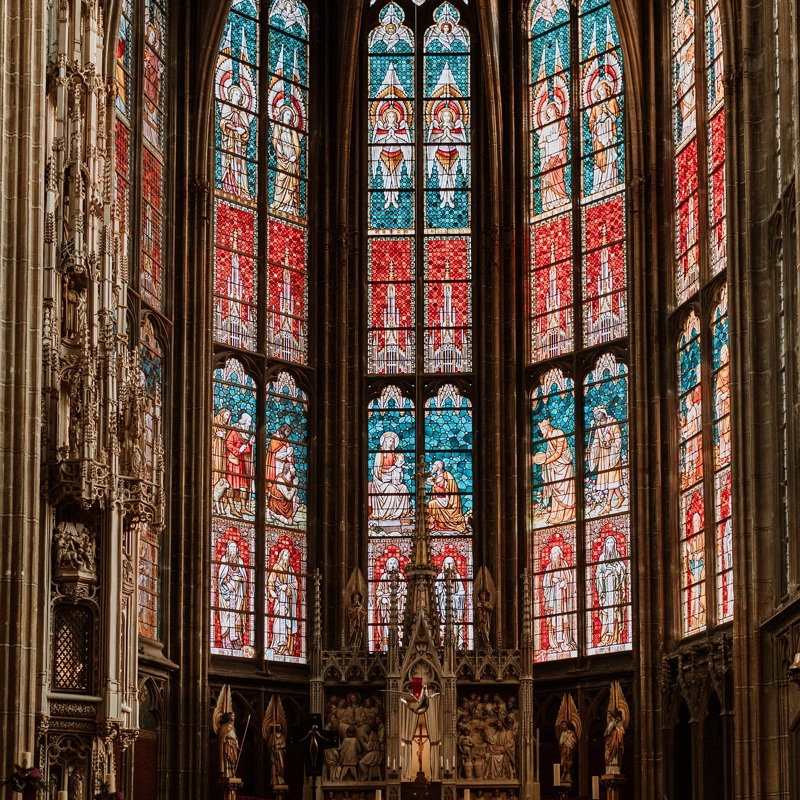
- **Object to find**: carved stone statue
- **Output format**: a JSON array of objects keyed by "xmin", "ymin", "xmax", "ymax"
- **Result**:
[
  {"xmin": 213, "ymin": 685, "xmax": 240, "ymax": 778},
  {"xmin": 53, "ymin": 521, "xmax": 96, "ymax": 574},
  {"xmin": 264, "ymin": 695, "xmax": 288, "ymax": 788},
  {"xmin": 604, "ymin": 681, "xmax": 630, "ymax": 775},
  {"xmin": 475, "ymin": 588, "xmax": 493, "ymax": 649},
  {"xmin": 555, "ymin": 693, "xmax": 581, "ymax": 785},
  {"xmin": 324, "ymin": 691, "xmax": 385, "ymax": 782},
  {"xmin": 347, "ymin": 591, "xmax": 367, "ymax": 650},
  {"xmin": 456, "ymin": 691, "xmax": 518, "ymax": 780}
]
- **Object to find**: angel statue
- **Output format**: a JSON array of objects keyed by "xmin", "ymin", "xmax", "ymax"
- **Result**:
[
  {"xmin": 263, "ymin": 694, "xmax": 289, "ymax": 788},
  {"xmin": 604, "ymin": 681, "xmax": 630, "ymax": 775},
  {"xmin": 555, "ymin": 693, "xmax": 581, "ymax": 785},
  {"xmin": 213, "ymin": 685, "xmax": 240, "ymax": 779}
]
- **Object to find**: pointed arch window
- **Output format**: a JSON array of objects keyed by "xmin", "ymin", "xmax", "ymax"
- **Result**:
[
  {"xmin": 115, "ymin": 0, "xmax": 170, "ymax": 642},
  {"xmin": 527, "ymin": 0, "xmax": 631, "ymax": 662},
  {"xmin": 366, "ymin": 1, "xmax": 474, "ymax": 651},
  {"xmin": 211, "ymin": 0, "xmax": 312, "ymax": 662},
  {"xmin": 671, "ymin": 0, "xmax": 732, "ymax": 635}
]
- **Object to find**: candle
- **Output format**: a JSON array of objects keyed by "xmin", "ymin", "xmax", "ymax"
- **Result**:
[
  {"xmin": 592, "ymin": 776, "xmax": 600, "ymax": 799},
  {"xmin": 393, "ymin": 758, "xmax": 397, "ymax": 772},
  {"xmin": 446, "ymin": 758, "xmax": 450, "ymax": 772},
  {"xmin": 553, "ymin": 764, "xmax": 561, "ymax": 786},
  {"xmin": 104, "ymin": 773, "xmax": 116, "ymax": 792},
  {"xmin": 19, "ymin": 752, "xmax": 32, "ymax": 769},
  {"xmin": 376, "ymin": 790, "xmax": 382, "ymax": 800},
  {"xmin": 58, "ymin": 793, "xmax": 68, "ymax": 800},
  {"xmin": 464, "ymin": 790, "xmax": 471, "ymax": 800}
]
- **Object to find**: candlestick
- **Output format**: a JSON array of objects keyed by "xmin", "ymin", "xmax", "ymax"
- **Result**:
[
  {"xmin": 104, "ymin": 773, "xmax": 116, "ymax": 792},
  {"xmin": 592, "ymin": 776, "xmax": 600, "ymax": 799},
  {"xmin": 445, "ymin": 758, "xmax": 450, "ymax": 773},
  {"xmin": 19, "ymin": 752, "xmax": 32, "ymax": 769},
  {"xmin": 553, "ymin": 763, "xmax": 561, "ymax": 786}
]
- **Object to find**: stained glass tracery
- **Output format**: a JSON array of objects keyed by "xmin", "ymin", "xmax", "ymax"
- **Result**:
[
  {"xmin": 528, "ymin": 0, "xmax": 629, "ymax": 661},
  {"xmin": 672, "ymin": 0, "xmax": 732, "ymax": 635},
  {"xmin": 367, "ymin": 2, "xmax": 474, "ymax": 652},
  {"xmin": 214, "ymin": 0, "xmax": 310, "ymax": 362}
]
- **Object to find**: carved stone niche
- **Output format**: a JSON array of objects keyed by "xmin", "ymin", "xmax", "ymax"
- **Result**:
[
  {"xmin": 456, "ymin": 689, "xmax": 520, "ymax": 781},
  {"xmin": 53, "ymin": 521, "xmax": 98, "ymax": 586},
  {"xmin": 323, "ymin": 690, "xmax": 386, "ymax": 783}
]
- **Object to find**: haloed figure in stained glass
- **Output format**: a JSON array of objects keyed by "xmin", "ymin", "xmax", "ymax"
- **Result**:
[
  {"xmin": 587, "ymin": 406, "xmax": 624, "ymax": 514},
  {"xmin": 427, "ymin": 460, "xmax": 469, "ymax": 534},
  {"xmin": 372, "ymin": 86, "xmax": 413, "ymax": 210},
  {"xmin": 533, "ymin": 43, "xmax": 569, "ymax": 211},
  {"xmin": 371, "ymin": 431, "xmax": 412, "ymax": 522},
  {"xmin": 595, "ymin": 536, "xmax": 627, "ymax": 646},
  {"xmin": 266, "ymin": 423, "xmax": 299, "ymax": 526},
  {"xmin": 583, "ymin": 18, "xmax": 621, "ymax": 194},
  {"xmin": 268, "ymin": 47, "xmax": 306, "ymax": 217},
  {"xmin": 533, "ymin": 419, "xmax": 576, "ymax": 525},
  {"xmin": 217, "ymin": 50, "xmax": 256, "ymax": 200},
  {"xmin": 435, "ymin": 555, "xmax": 467, "ymax": 644},
  {"xmin": 543, "ymin": 545, "xmax": 576, "ymax": 652},
  {"xmin": 218, "ymin": 536, "xmax": 249, "ymax": 650},
  {"xmin": 267, "ymin": 548, "xmax": 299, "ymax": 656},
  {"xmin": 226, "ymin": 412, "xmax": 256, "ymax": 518}
]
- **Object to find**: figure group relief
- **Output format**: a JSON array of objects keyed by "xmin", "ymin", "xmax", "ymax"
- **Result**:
[
  {"xmin": 324, "ymin": 692, "xmax": 386, "ymax": 783},
  {"xmin": 457, "ymin": 692, "xmax": 519, "ymax": 780}
]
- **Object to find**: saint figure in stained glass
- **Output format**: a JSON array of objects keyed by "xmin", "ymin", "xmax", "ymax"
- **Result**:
[
  {"xmin": 534, "ymin": 418, "xmax": 576, "ymax": 525},
  {"xmin": 371, "ymin": 431, "xmax": 413, "ymax": 522},
  {"xmin": 582, "ymin": 17, "xmax": 621, "ymax": 194},
  {"xmin": 533, "ymin": 43, "xmax": 570, "ymax": 212},
  {"xmin": 217, "ymin": 531, "xmax": 251, "ymax": 651},
  {"xmin": 266, "ymin": 546, "xmax": 300, "ymax": 656},
  {"xmin": 426, "ymin": 459, "xmax": 468, "ymax": 533},
  {"xmin": 542, "ymin": 538, "xmax": 577, "ymax": 653}
]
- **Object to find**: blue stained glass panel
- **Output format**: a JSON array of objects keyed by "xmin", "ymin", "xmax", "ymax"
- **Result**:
[
  {"xmin": 678, "ymin": 314, "xmax": 702, "ymax": 396},
  {"xmin": 268, "ymin": 29, "xmax": 309, "ymax": 88},
  {"xmin": 223, "ymin": 12, "xmax": 260, "ymax": 66},
  {"xmin": 424, "ymin": 386, "xmax": 473, "ymax": 526},
  {"xmin": 265, "ymin": 372, "xmax": 308, "ymax": 530},
  {"xmin": 531, "ymin": 369, "xmax": 576, "ymax": 528},
  {"xmin": 368, "ymin": 386, "xmax": 416, "ymax": 535},
  {"xmin": 424, "ymin": 3, "xmax": 470, "ymax": 53},
  {"xmin": 579, "ymin": 7, "xmax": 621, "ymax": 64},
  {"xmin": 269, "ymin": 0, "xmax": 309, "ymax": 38},
  {"xmin": 530, "ymin": 0, "xmax": 570, "ymax": 37}
]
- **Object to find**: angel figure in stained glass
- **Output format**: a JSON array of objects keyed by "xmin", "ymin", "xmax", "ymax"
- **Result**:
[
  {"xmin": 426, "ymin": 64, "xmax": 469, "ymax": 209},
  {"xmin": 534, "ymin": 419, "xmax": 575, "ymax": 524},
  {"xmin": 269, "ymin": 47, "xmax": 306, "ymax": 217},
  {"xmin": 143, "ymin": 4, "xmax": 163, "ymax": 145},
  {"xmin": 715, "ymin": 345, "xmax": 731, "ymax": 465},
  {"xmin": 372, "ymin": 65, "xmax": 413, "ymax": 210},
  {"xmin": 267, "ymin": 548, "xmax": 299, "ymax": 656},
  {"xmin": 595, "ymin": 535, "xmax": 627, "ymax": 646},
  {"xmin": 530, "ymin": 0, "xmax": 569, "ymax": 27},
  {"xmin": 583, "ymin": 18, "xmax": 621, "ymax": 193},
  {"xmin": 542, "ymin": 544, "xmax": 576, "ymax": 652},
  {"xmin": 217, "ymin": 29, "xmax": 256, "ymax": 201},
  {"xmin": 677, "ymin": 10, "xmax": 696, "ymax": 137},
  {"xmin": 369, "ymin": 4, "xmax": 413, "ymax": 52},
  {"xmin": 425, "ymin": 3, "xmax": 469, "ymax": 51},
  {"xmin": 269, "ymin": 0, "xmax": 308, "ymax": 36},
  {"xmin": 533, "ymin": 43, "xmax": 569, "ymax": 211},
  {"xmin": 587, "ymin": 406, "xmax": 624, "ymax": 514},
  {"xmin": 426, "ymin": 460, "xmax": 469, "ymax": 533}
]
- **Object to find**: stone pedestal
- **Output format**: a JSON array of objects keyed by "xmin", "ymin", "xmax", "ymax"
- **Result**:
[
  {"xmin": 218, "ymin": 776, "xmax": 242, "ymax": 800},
  {"xmin": 600, "ymin": 774, "xmax": 625, "ymax": 800}
]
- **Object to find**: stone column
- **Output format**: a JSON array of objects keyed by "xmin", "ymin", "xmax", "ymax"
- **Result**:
[{"xmin": 0, "ymin": 0, "xmax": 47, "ymax": 780}]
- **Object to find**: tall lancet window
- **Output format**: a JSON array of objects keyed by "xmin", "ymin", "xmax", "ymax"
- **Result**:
[
  {"xmin": 527, "ymin": 0, "xmax": 631, "ymax": 662},
  {"xmin": 366, "ymin": 1, "xmax": 474, "ymax": 651},
  {"xmin": 671, "ymin": 0, "xmax": 732, "ymax": 635},
  {"xmin": 115, "ymin": 0, "xmax": 170, "ymax": 642},
  {"xmin": 211, "ymin": 0, "xmax": 311, "ymax": 662}
]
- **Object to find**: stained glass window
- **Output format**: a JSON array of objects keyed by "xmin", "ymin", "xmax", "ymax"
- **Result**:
[
  {"xmin": 211, "ymin": 0, "xmax": 312, "ymax": 662},
  {"xmin": 138, "ymin": 320, "xmax": 163, "ymax": 639},
  {"xmin": 116, "ymin": 0, "xmax": 171, "ymax": 643},
  {"xmin": 671, "ymin": 0, "xmax": 732, "ymax": 635},
  {"xmin": 366, "ymin": 2, "xmax": 473, "ymax": 650},
  {"xmin": 527, "ymin": 0, "xmax": 629, "ymax": 661},
  {"xmin": 214, "ymin": 0, "xmax": 310, "ymax": 362}
]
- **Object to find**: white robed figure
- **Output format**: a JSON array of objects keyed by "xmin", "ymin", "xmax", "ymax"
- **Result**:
[
  {"xmin": 542, "ymin": 544, "xmax": 576, "ymax": 652},
  {"xmin": 435, "ymin": 555, "xmax": 466, "ymax": 645},
  {"xmin": 594, "ymin": 536, "xmax": 627, "ymax": 646},
  {"xmin": 267, "ymin": 548, "xmax": 299, "ymax": 656},
  {"xmin": 370, "ymin": 431, "xmax": 412, "ymax": 521},
  {"xmin": 218, "ymin": 539, "xmax": 248, "ymax": 650},
  {"xmin": 376, "ymin": 556, "xmax": 406, "ymax": 648}
]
